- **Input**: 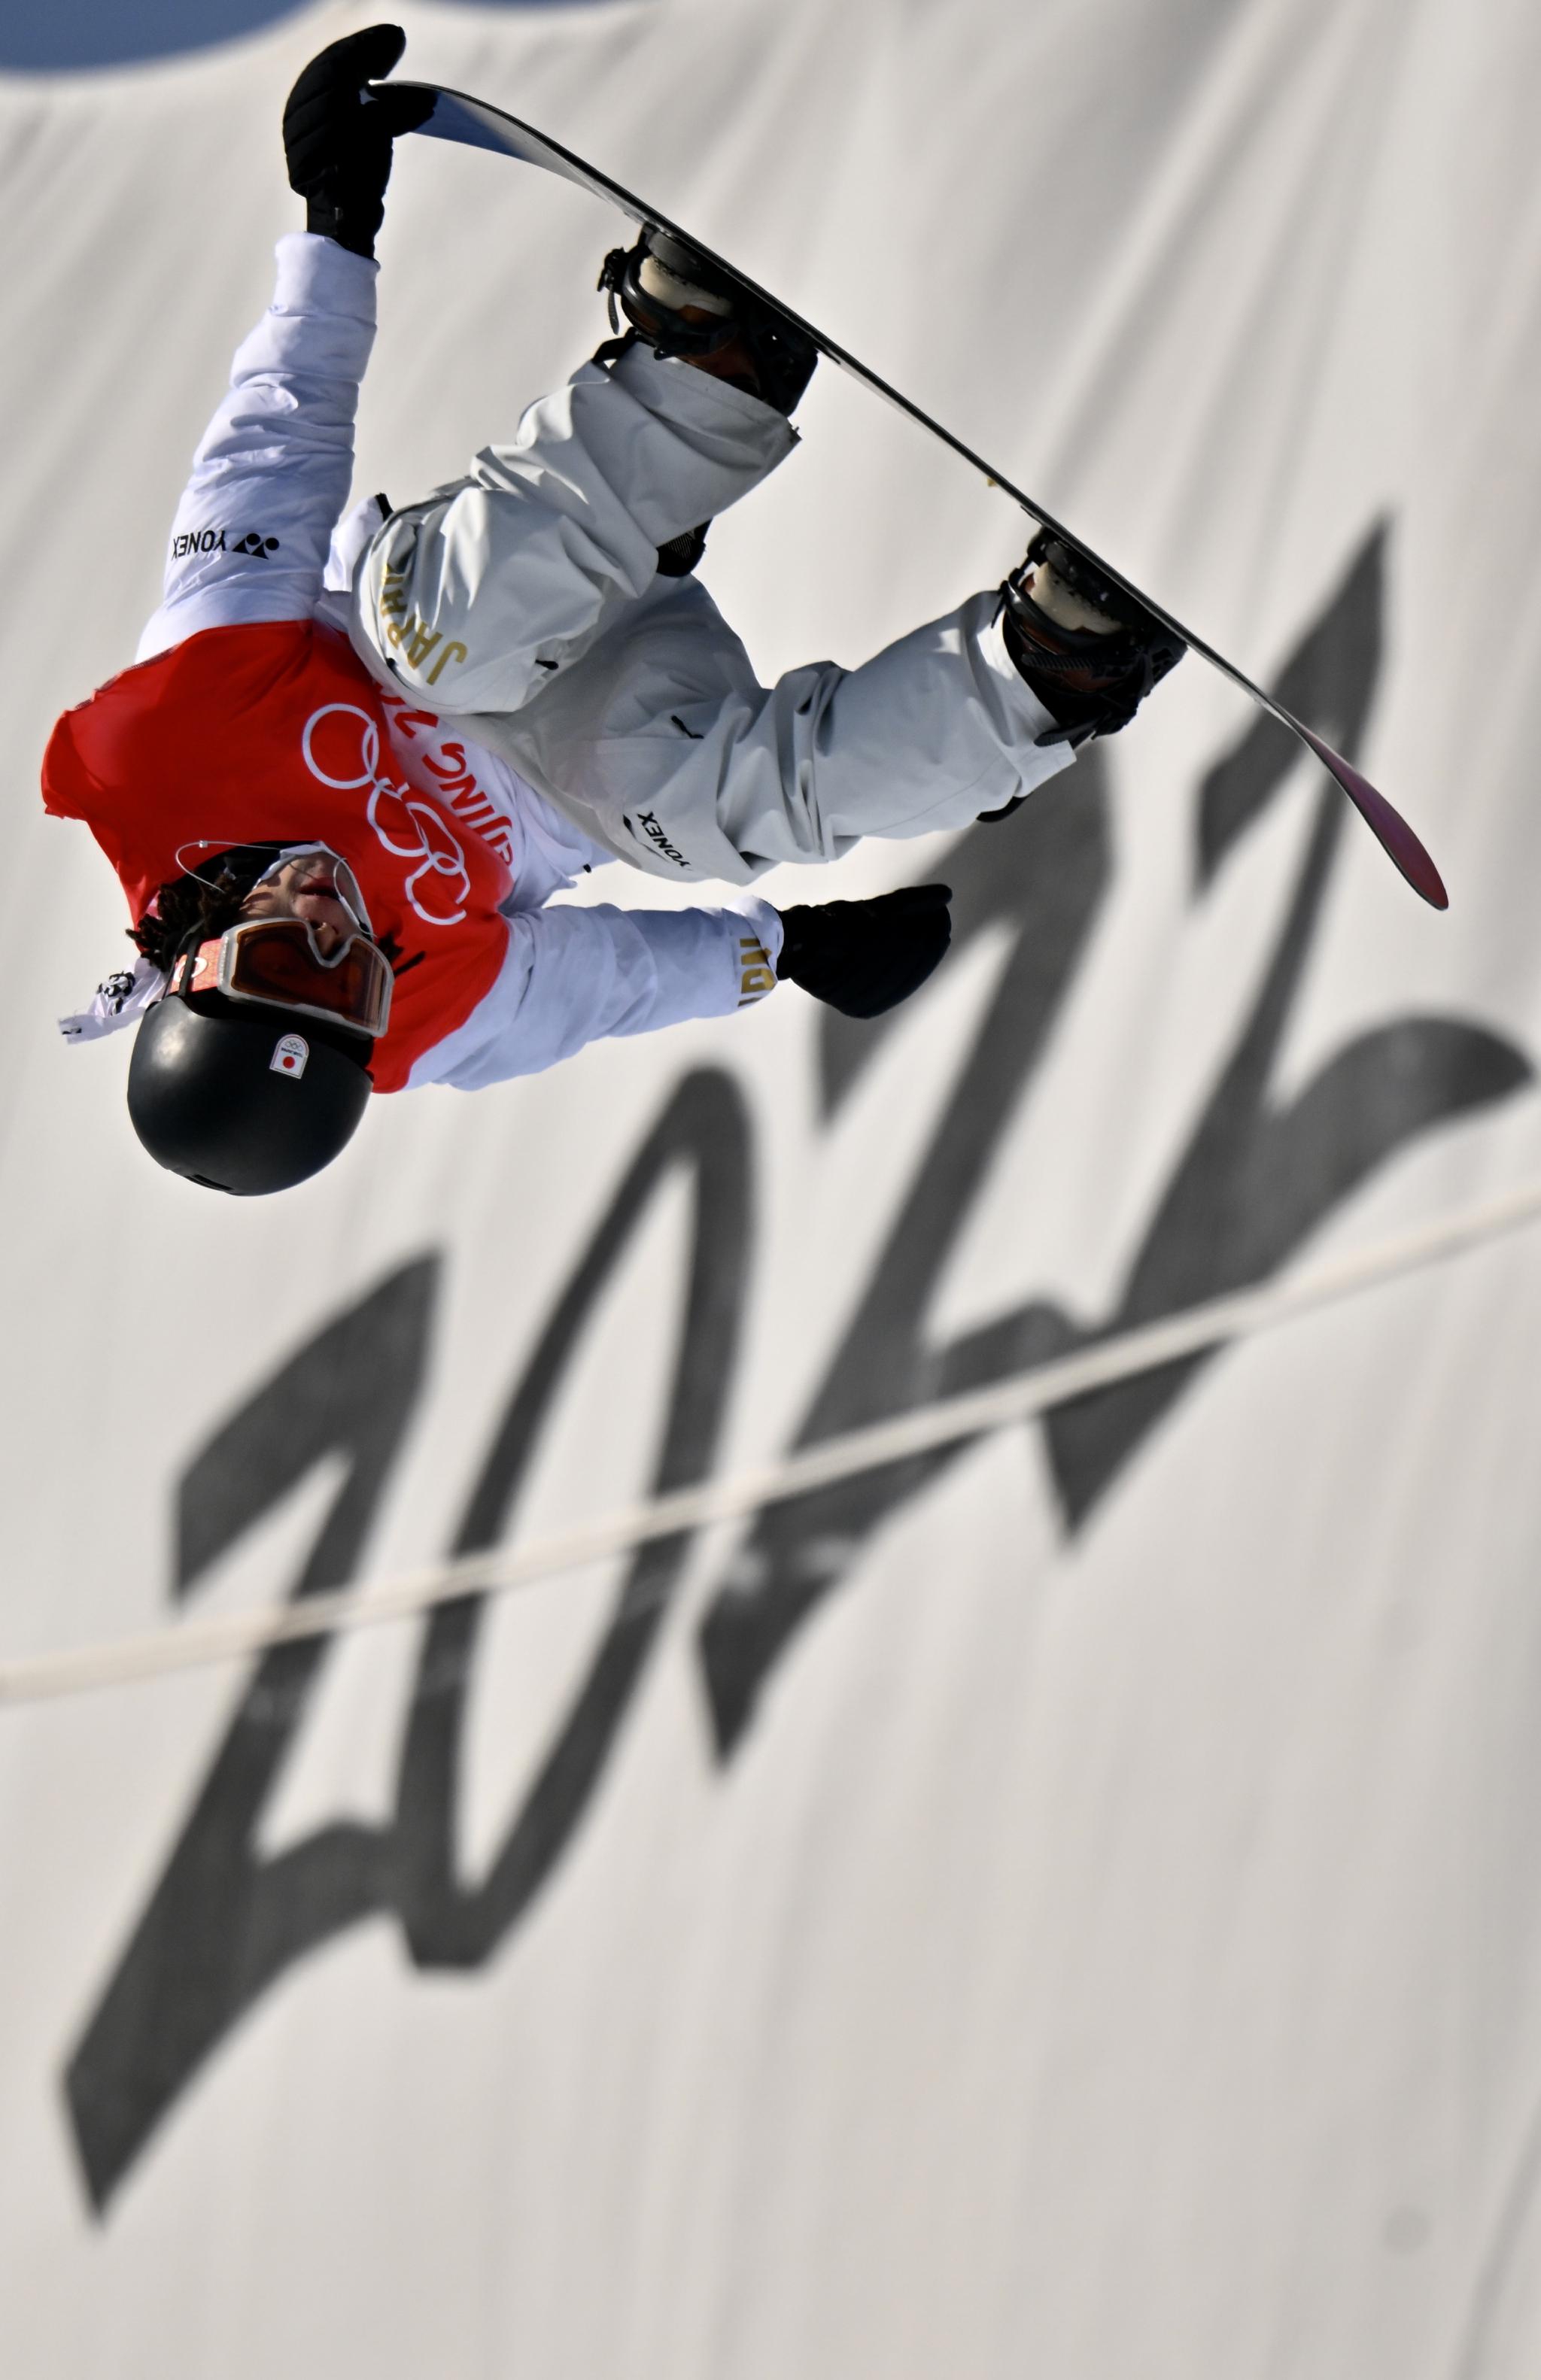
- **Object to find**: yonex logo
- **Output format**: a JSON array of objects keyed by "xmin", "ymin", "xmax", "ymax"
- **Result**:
[
  {"xmin": 169, "ymin": 529, "xmax": 280, "ymax": 560},
  {"xmin": 270, "ymin": 1033, "xmax": 309, "ymax": 1079},
  {"xmin": 625, "ymin": 810, "xmax": 692, "ymax": 871}
]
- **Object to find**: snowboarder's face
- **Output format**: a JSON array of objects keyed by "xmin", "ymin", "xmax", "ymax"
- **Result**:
[{"xmin": 236, "ymin": 851, "xmax": 375, "ymax": 960}]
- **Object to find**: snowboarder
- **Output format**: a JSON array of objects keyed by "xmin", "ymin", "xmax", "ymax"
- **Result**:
[{"xmin": 43, "ymin": 26, "xmax": 1183, "ymax": 1196}]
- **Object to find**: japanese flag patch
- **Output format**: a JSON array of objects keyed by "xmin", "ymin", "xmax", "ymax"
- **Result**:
[{"xmin": 270, "ymin": 1032, "xmax": 310, "ymax": 1079}]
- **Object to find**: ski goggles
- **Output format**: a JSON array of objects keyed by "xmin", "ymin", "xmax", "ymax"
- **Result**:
[{"xmin": 175, "ymin": 916, "xmax": 394, "ymax": 1038}]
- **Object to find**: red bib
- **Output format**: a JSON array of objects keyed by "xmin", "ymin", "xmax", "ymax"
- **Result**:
[{"xmin": 42, "ymin": 622, "xmax": 514, "ymax": 1093}]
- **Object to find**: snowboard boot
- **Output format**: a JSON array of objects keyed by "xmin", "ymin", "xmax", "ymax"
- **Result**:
[
  {"xmin": 598, "ymin": 229, "xmax": 819, "ymax": 417},
  {"xmin": 1001, "ymin": 532, "xmax": 1187, "ymax": 744}
]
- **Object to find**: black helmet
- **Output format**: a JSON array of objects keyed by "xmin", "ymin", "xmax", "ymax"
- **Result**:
[{"xmin": 127, "ymin": 994, "xmax": 372, "ymax": 1195}]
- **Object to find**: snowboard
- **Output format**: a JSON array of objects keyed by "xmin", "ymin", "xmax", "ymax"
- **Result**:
[{"xmin": 392, "ymin": 81, "xmax": 1447, "ymax": 909}]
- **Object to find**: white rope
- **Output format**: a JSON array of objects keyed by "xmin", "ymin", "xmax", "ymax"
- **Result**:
[{"xmin": 7, "ymin": 1174, "xmax": 1541, "ymax": 1708}]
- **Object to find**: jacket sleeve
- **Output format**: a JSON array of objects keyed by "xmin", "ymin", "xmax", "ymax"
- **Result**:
[
  {"xmin": 135, "ymin": 234, "xmax": 378, "ymax": 661},
  {"xmin": 406, "ymin": 898, "xmax": 784, "ymax": 1090}
]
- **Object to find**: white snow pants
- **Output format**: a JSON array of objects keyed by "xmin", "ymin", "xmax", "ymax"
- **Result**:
[{"xmin": 349, "ymin": 342, "xmax": 1075, "ymax": 886}]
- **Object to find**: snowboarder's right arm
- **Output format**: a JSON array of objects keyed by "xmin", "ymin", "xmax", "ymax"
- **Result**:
[
  {"xmin": 406, "ymin": 876, "xmax": 952, "ymax": 1088},
  {"xmin": 408, "ymin": 897, "xmax": 787, "ymax": 1088}
]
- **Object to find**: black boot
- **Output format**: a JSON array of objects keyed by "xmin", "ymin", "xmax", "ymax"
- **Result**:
[
  {"xmin": 598, "ymin": 230, "xmax": 819, "ymax": 417},
  {"xmin": 1001, "ymin": 533, "xmax": 1186, "ymax": 743}
]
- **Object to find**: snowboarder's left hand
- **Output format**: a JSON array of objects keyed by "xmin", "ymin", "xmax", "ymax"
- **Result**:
[
  {"xmin": 775, "ymin": 885, "xmax": 953, "ymax": 1019},
  {"xmin": 283, "ymin": 24, "xmax": 434, "ymax": 260}
]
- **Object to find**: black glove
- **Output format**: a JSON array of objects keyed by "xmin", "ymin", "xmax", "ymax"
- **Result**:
[
  {"xmin": 282, "ymin": 24, "xmax": 434, "ymax": 260},
  {"xmin": 775, "ymin": 885, "xmax": 953, "ymax": 1019}
]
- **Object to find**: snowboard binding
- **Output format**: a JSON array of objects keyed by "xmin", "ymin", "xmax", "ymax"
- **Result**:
[
  {"xmin": 598, "ymin": 229, "xmax": 819, "ymax": 417},
  {"xmin": 1002, "ymin": 533, "xmax": 1187, "ymax": 742}
]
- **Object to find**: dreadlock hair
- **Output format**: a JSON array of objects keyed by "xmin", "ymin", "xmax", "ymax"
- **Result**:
[{"xmin": 129, "ymin": 847, "xmax": 284, "ymax": 976}]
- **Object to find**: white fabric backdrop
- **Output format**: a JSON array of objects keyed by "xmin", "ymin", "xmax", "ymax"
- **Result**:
[{"xmin": 2, "ymin": 1, "xmax": 1540, "ymax": 2372}]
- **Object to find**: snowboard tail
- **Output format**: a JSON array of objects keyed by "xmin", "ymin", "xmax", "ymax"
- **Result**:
[{"xmin": 392, "ymin": 81, "xmax": 1447, "ymax": 910}]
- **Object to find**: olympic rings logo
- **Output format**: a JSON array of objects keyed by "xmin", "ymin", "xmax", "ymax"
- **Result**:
[{"xmin": 302, "ymin": 703, "xmax": 470, "ymax": 926}]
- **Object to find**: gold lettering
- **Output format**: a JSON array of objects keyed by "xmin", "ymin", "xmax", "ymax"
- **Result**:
[{"xmin": 426, "ymin": 640, "xmax": 469, "ymax": 687}]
